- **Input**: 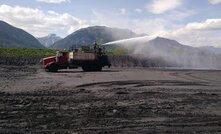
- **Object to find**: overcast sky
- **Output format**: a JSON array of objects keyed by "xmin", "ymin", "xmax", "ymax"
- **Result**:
[{"xmin": 0, "ymin": 0, "xmax": 221, "ymax": 47}]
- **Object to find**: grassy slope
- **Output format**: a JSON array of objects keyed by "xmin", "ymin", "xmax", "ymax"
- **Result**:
[
  {"xmin": 0, "ymin": 48, "xmax": 56, "ymax": 56},
  {"xmin": 0, "ymin": 47, "xmax": 126, "ymax": 57}
]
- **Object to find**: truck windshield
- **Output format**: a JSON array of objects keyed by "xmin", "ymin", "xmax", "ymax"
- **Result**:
[{"xmin": 56, "ymin": 52, "xmax": 63, "ymax": 57}]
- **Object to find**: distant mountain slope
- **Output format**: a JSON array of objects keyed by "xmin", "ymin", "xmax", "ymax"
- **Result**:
[
  {"xmin": 199, "ymin": 46, "xmax": 221, "ymax": 55},
  {"xmin": 107, "ymin": 36, "xmax": 198, "ymax": 54},
  {"xmin": 0, "ymin": 21, "xmax": 45, "ymax": 48},
  {"xmin": 38, "ymin": 34, "xmax": 61, "ymax": 48},
  {"xmin": 143, "ymin": 37, "xmax": 198, "ymax": 55},
  {"xmin": 51, "ymin": 26, "xmax": 138, "ymax": 49},
  {"xmin": 107, "ymin": 37, "xmax": 221, "ymax": 69}
]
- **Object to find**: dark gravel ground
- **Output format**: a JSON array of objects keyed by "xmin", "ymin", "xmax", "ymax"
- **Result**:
[{"xmin": 0, "ymin": 65, "xmax": 221, "ymax": 133}]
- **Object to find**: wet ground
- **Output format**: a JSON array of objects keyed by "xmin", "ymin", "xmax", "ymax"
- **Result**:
[{"xmin": 0, "ymin": 65, "xmax": 221, "ymax": 133}]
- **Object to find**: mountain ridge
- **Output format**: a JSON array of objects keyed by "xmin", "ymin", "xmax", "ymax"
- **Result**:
[
  {"xmin": 0, "ymin": 20, "xmax": 45, "ymax": 49},
  {"xmin": 38, "ymin": 34, "xmax": 62, "ymax": 48},
  {"xmin": 51, "ymin": 26, "xmax": 138, "ymax": 49}
]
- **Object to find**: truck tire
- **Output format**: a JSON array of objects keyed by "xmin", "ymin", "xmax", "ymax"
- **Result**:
[
  {"xmin": 82, "ymin": 65, "xmax": 102, "ymax": 72},
  {"xmin": 82, "ymin": 66, "xmax": 89, "ymax": 72},
  {"xmin": 48, "ymin": 63, "xmax": 59, "ymax": 72},
  {"xmin": 94, "ymin": 65, "xmax": 102, "ymax": 71}
]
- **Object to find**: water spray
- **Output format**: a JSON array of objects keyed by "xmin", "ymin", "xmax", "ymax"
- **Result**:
[{"xmin": 102, "ymin": 35, "xmax": 158, "ymax": 46}]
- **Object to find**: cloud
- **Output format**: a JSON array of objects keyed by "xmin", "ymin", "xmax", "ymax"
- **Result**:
[
  {"xmin": 0, "ymin": 4, "xmax": 86, "ymax": 37},
  {"xmin": 91, "ymin": 8, "xmax": 196, "ymax": 36},
  {"xmin": 185, "ymin": 19, "xmax": 221, "ymax": 30},
  {"xmin": 168, "ymin": 19, "xmax": 221, "ymax": 35},
  {"xmin": 208, "ymin": 0, "xmax": 221, "ymax": 4},
  {"xmin": 163, "ymin": 19, "xmax": 221, "ymax": 47},
  {"xmin": 134, "ymin": 8, "xmax": 142, "ymax": 13},
  {"xmin": 91, "ymin": 10, "xmax": 168, "ymax": 35},
  {"xmin": 36, "ymin": 0, "xmax": 70, "ymax": 4},
  {"xmin": 92, "ymin": 9, "xmax": 221, "ymax": 47},
  {"xmin": 119, "ymin": 8, "xmax": 127, "ymax": 15},
  {"xmin": 166, "ymin": 9, "xmax": 197, "ymax": 21},
  {"xmin": 147, "ymin": 0, "xmax": 183, "ymax": 14}
]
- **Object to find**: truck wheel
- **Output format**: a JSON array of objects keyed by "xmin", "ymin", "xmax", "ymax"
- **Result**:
[
  {"xmin": 82, "ymin": 66, "xmax": 90, "ymax": 72},
  {"xmin": 48, "ymin": 63, "xmax": 59, "ymax": 72},
  {"xmin": 82, "ymin": 65, "xmax": 102, "ymax": 72},
  {"xmin": 94, "ymin": 65, "xmax": 102, "ymax": 71}
]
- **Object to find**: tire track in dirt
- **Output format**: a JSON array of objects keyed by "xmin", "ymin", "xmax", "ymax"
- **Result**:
[
  {"xmin": 169, "ymin": 71, "xmax": 221, "ymax": 85},
  {"xmin": 75, "ymin": 80, "xmax": 208, "ymax": 89},
  {"xmin": 1, "ymin": 66, "xmax": 221, "ymax": 133}
]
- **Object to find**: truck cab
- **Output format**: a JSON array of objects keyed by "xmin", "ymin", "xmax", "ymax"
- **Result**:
[
  {"xmin": 42, "ymin": 51, "xmax": 69, "ymax": 72},
  {"xmin": 55, "ymin": 51, "xmax": 69, "ymax": 67}
]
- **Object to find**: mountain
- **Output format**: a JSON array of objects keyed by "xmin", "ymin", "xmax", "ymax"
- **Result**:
[
  {"xmin": 0, "ymin": 21, "xmax": 45, "ymax": 49},
  {"xmin": 107, "ymin": 36, "xmax": 198, "ymax": 55},
  {"xmin": 146, "ymin": 37, "xmax": 221, "ymax": 56},
  {"xmin": 143, "ymin": 37, "xmax": 198, "ymax": 54},
  {"xmin": 51, "ymin": 26, "xmax": 138, "ymax": 49},
  {"xmin": 38, "ymin": 34, "xmax": 62, "ymax": 48},
  {"xmin": 199, "ymin": 46, "xmax": 221, "ymax": 55},
  {"xmin": 108, "ymin": 36, "xmax": 221, "ymax": 68}
]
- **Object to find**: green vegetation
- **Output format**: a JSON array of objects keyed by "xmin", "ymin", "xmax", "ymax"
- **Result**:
[
  {"xmin": 106, "ymin": 48, "xmax": 128, "ymax": 55},
  {"xmin": 0, "ymin": 48, "xmax": 56, "ymax": 56}
]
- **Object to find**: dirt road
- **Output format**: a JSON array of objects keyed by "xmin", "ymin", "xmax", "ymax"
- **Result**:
[{"xmin": 0, "ymin": 65, "xmax": 221, "ymax": 133}]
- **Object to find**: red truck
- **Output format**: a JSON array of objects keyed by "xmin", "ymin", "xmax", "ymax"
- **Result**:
[{"xmin": 42, "ymin": 45, "xmax": 111, "ymax": 72}]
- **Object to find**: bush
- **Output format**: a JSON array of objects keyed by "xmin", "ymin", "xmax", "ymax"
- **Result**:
[
  {"xmin": 0, "ymin": 48, "xmax": 56, "ymax": 57},
  {"xmin": 108, "ymin": 54, "xmax": 176, "ymax": 68},
  {"xmin": 0, "ymin": 48, "xmax": 56, "ymax": 66}
]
